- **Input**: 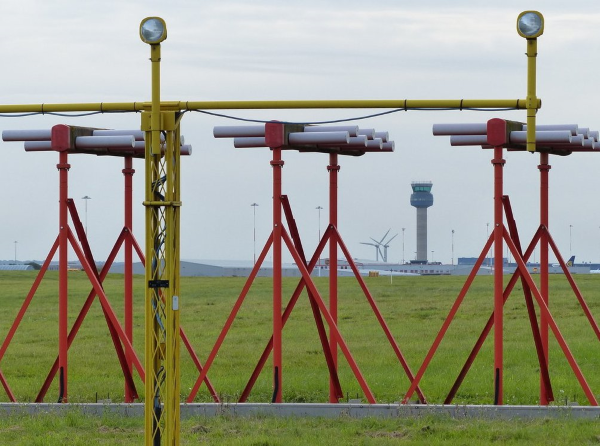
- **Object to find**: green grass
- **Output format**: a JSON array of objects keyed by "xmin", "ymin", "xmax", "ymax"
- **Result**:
[
  {"xmin": 2, "ymin": 271, "xmax": 600, "ymax": 404},
  {"xmin": 1, "ymin": 271, "xmax": 600, "ymax": 443},
  {"xmin": 1, "ymin": 412, "xmax": 600, "ymax": 445}
]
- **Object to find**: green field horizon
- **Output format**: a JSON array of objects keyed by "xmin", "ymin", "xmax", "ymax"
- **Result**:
[{"xmin": 0, "ymin": 271, "xmax": 598, "ymax": 406}]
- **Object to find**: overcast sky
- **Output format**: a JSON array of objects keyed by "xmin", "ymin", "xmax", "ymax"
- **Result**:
[{"xmin": 2, "ymin": 0, "xmax": 600, "ymax": 266}]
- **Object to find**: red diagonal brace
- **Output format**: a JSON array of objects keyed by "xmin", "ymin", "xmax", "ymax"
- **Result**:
[{"xmin": 239, "ymin": 225, "xmax": 342, "ymax": 402}]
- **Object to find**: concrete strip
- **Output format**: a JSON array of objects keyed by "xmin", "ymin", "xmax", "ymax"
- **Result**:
[{"xmin": 0, "ymin": 403, "xmax": 598, "ymax": 419}]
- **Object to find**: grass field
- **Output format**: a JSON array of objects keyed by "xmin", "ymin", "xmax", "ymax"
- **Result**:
[
  {"xmin": 1, "ymin": 270, "xmax": 600, "ymax": 443},
  {"xmin": 2, "ymin": 411, "xmax": 600, "ymax": 445}
]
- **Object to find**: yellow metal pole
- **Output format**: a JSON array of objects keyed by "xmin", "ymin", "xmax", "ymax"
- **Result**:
[
  {"xmin": 143, "ymin": 111, "xmax": 159, "ymax": 445},
  {"xmin": 526, "ymin": 37, "xmax": 539, "ymax": 152},
  {"xmin": 151, "ymin": 45, "xmax": 162, "ymax": 156},
  {"xmin": 143, "ymin": 33, "xmax": 180, "ymax": 444},
  {"xmin": 143, "ymin": 37, "xmax": 164, "ymax": 444}
]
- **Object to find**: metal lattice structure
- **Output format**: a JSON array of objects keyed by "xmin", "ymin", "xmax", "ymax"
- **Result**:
[{"xmin": 142, "ymin": 111, "xmax": 182, "ymax": 444}]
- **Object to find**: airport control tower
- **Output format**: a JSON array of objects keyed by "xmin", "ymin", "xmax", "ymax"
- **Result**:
[{"xmin": 410, "ymin": 181, "xmax": 434, "ymax": 263}]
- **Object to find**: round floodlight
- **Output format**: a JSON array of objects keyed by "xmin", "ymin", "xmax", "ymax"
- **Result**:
[
  {"xmin": 140, "ymin": 17, "xmax": 167, "ymax": 44},
  {"xmin": 517, "ymin": 11, "xmax": 544, "ymax": 38}
]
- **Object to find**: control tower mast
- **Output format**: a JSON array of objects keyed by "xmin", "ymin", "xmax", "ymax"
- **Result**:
[{"xmin": 410, "ymin": 181, "xmax": 434, "ymax": 263}]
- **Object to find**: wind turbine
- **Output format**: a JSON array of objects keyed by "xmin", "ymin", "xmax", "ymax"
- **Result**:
[
  {"xmin": 361, "ymin": 229, "xmax": 398, "ymax": 262},
  {"xmin": 376, "ymin": 231, "xmax": 398, "ymax": 263},
  {"xmin": 360, "ymin": 240, "xmax": 382, "ymax": 261}
]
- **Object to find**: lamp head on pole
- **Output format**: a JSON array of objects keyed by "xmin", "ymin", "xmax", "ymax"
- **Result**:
[
  {"xmin": 140, "ymin": 17, "xmax": 167, "ymax": 44},
  {"xmin": 517, "ymin": 11, "xmax": 544, "ymax": 39}
]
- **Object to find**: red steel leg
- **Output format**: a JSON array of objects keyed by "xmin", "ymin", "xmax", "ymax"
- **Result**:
[
  {"xmin": 67, "ymin": 229, "xmax": 145, "ymax": 381},
  {"xmin": 0, "ymin": 237, "xmax": 59, "ymax": 401},
  {"xmin": 546, "ymin": 233, "xmax": 600, "ymax": 341},
  {"xmin": 186, "ymin": 234, "xmax": 274, "ymax": 402},
  {"xmin": 281, "ymin": 197, "xmax": 343, "ymax": 400},
  {"xmin": 282, "ymin": 229, "xmax": 376, "ymax": 403},
  {"xmin": 492, "ymin": 145, "xmax": 505, "ymax": 405},
  {"xmin": 37, "ymin": 230, "xmax": 132, "ymax": 402},
  {"xmin": 444, "ymin": 226, "xmax": 553, "ymax": 404},
  {"xmin": 328, "ymin": 153, "xmax": 339, "ymax": 403},
  {"xmin": 271, "ymin": 146, "xmax": 284, "ymax": 402},
  {"xmin": 539, "ymin": 152, "xmax": 551, "ymax": 404},
  {"xmin": 507, "ymin": 235, "xmax": 597, "ymax": 405},
  {"xmin": 336, "ymin": 231, "xmax": 426, "ymax": 404},
  {"xmin": 123, "ymin": 157, "xmax": 136, "ymax": 402},
  {"xmin": 403, "ymin": 234, "xmax": 494, "ymax": 404},
  {"xmin": 58, "ymin": 150, "xmax": 70, "ymax": 402},
  {"xmin": 239, "ymin": 227, "xmax": 342, "ymax": 402}
]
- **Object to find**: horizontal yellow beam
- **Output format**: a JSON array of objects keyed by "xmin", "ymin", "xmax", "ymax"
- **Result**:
[
  {"xmin": 0, "ymin": 102, "xmax": 146, "ymax": 113},
  {"xmin": 0, "ymin": 98, "xmax": 540, "ymax": 114},
  {"xmin": 182, "ymin": 99, "xmax": 538, "ymax": 110}
]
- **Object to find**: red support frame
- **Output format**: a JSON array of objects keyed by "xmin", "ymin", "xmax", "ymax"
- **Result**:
[
  {"xmin": 0, "ymin": 124, "xmax": 218, "ymax": 403},
  {"xmin": 402, "ymin": 118, "xmax": 600, "ymax": 406},
  {"xmin": 0, "ymin": 125, "xmax": 143, "ymax": 402},
  {"xmin": 187, "ymin": 122, "xmax": 424, "ymax": 404}
]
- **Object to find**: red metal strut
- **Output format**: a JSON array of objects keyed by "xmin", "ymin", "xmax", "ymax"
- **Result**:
[
  {"xmin": 188, "ymin": 121, "xmax": 423, "ymax": 404},
  {"xmin": 403, "ymin": 118, "xmax": 599, "ymax": 405},
  {"xmin": 0, "ymin": 124, "xmax": 218, "ymax": 403}
]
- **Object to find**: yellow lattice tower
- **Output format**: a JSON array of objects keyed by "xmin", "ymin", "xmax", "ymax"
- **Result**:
[{"xmin": 140, "ymin": 17, "xmax": 181, "ymax": 445}]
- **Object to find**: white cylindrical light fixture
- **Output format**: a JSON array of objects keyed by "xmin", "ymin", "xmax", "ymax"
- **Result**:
[
  {"xmin": 3, "ymin": 129, "xmax": 52, "ymax": 141},
  {"xmin": 523, "ymin": 124, "xmax": 579, "ymax": 136},
  {"xmin": 432, "ymin": 123, "xmax": 488, "ymax": 136},
  {"xmin": 93, "ymin": 129, "xmax": 146, "ymax": 141},
  {"xmin": 365, "ymin": 139, "xmax": 383, "ymax": 149},
  {"xmin": 304, "ymin": 125, "xmax": 359, "ymax": 137},
  {"xmin": 357, "ymin": 129, "xmax": 375, "ymax": 139},
  {"xmin": 76, "ymin": 135, "xmax": 136, "ymax": 149},
  {"xmin": 510, "ymin": 130, "xmax": 571, "ymax": 144},
  {"xmin": 374, "ymin": 131, "xmax": 389, "ymax": 142},
  {"xmin": 234, "ymin": 137, "xmax": 267, "ymax": 148},
  {"xmin": 382, "ymin": 141, "xmax": 395, "ymax": 151},
  {"xmin": 24, "ymin": 141, "xmax": 52, "ymax": 151},
  {"xmin": 213, "ymin": 125, "xmax": 266, "ymax": 138},
  {"xmin": 450, "ymin": 135, "xmax": 488, "ymax": 146},
  {"xmin": 288, "ymin": 132, "xmax": 349, "ymax": 145}
]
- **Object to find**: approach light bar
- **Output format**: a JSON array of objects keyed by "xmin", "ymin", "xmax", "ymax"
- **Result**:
[
  {"xmin": 3, "ymin": 128, "xmax": 190, "ymax": 158},
  {"xmin": 449, "ymin": 131, "xmax": 572, "ymax": 146},
  {"xmin": 214, "ymin": 123, "xmax": 395, "ymax": 155},
  {"xmin": 434, "ymin": 121, "xmax": 600, "ymax": 154},
  {"xmin": 3, "ymin": 128, "xmax": 169, "ymax": 142},
  {"xmin": 432, "ymin": 123, "xmax": 581, "ymax": 137}
]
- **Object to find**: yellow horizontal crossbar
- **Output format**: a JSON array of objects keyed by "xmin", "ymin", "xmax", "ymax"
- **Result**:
[
  {"xmin": 143, "ymin": 201, "xmax": 182, "ymax": 207},
  {"xmin": 0, "ymin": 98, "xmax": 540, "ymax": 114}
]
